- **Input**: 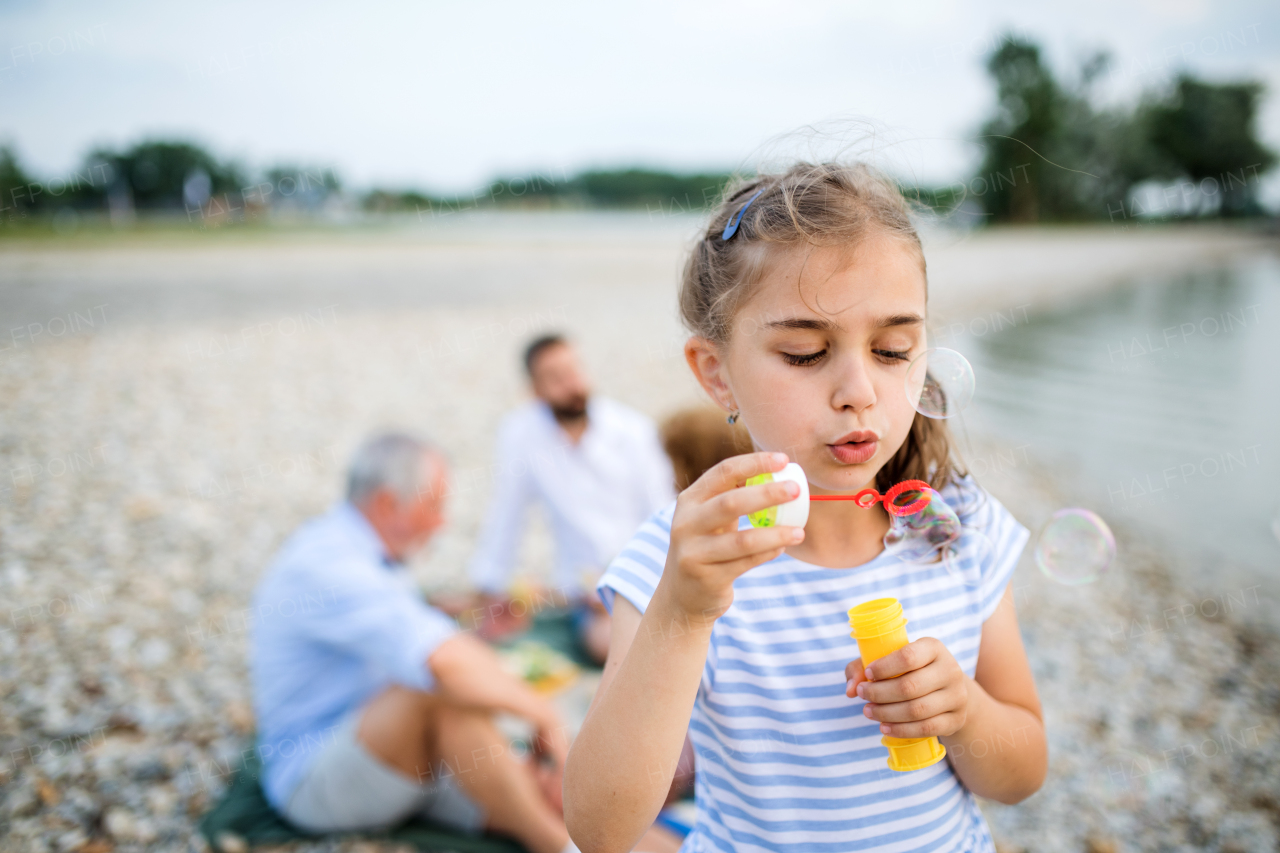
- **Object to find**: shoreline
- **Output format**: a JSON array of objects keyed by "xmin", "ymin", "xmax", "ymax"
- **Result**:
[{"xmin": 925, "ymin": 223, "xmax": 1279, "ymax": 315}]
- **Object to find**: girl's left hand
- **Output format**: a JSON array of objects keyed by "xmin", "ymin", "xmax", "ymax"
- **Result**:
[{"xmin": 844, "ymin": 638, "xmax": 972, "ymax": 739}]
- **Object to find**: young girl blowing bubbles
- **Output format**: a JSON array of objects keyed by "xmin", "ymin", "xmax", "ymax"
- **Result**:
[{"xmin": 563, "ymin": 162, "xmax": 1047, "ymax": 853}]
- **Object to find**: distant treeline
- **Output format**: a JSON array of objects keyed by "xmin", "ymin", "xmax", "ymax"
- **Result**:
[
  {"xmin": 364, "ymin": 168, "xmax": 736, "ymax": 216},
  {"xmin": 0, "ymin": 140, "xmax": 341, "ymax": 226},
  {"xmin": 0, "ymin": 141, "xmax": 730, "ymax": 225},
  {"xmin": 0, "ymin": 34, "xmax": 1273, "ymax": 228}
]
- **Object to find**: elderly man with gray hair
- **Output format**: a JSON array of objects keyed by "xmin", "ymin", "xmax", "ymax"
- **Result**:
[{"xmin": 250, "ymin": 432, "xmax": 583, "ymax": 853}]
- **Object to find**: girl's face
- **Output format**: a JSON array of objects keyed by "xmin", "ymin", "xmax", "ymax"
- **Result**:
[{"xmin": 692, "ymin": 232, "xmax": 928, "ymax": 493}]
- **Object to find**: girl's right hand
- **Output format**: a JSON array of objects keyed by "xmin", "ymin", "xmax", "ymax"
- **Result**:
[{"xmin": 656, "ymin": 451, "xmax": 806, "ymax": 626}]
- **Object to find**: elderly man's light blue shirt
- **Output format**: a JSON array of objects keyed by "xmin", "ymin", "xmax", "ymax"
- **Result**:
[{"xmin": 250, "ymin": 502, "xmax": 458, "ymax": 809}]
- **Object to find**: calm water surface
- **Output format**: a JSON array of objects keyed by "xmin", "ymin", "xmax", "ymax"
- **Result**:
[{"xmin": 959, "ymin": 251, "xmax": 1280, "ymax": 588}]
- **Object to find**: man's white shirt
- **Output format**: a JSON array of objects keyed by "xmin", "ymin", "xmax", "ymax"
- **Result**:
[{"xmin": 468, "ymin": 396, "xmax": 674, "ymax": 597}]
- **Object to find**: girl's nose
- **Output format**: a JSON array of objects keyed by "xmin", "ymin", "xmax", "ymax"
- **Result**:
[{"xmin": 830, "ymin": 352, "xmax": 878, "ymax": 413}]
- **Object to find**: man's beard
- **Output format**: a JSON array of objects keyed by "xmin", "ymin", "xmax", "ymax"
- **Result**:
[{"xmin": 550, "ymin": 394, "xmax": 588, "ymax": 422}]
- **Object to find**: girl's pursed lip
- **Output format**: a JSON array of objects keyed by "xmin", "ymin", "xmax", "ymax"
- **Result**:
[
  {"xmin": 831, "ymin": 429, "xmax": 879, "ymax": 444},
  {"xmin": 827, "ymin": 440, "xmax": 878, "ymax": 464}
]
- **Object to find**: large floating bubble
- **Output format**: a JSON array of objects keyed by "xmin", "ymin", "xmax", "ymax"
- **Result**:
[
  {"xmin": 882, "ymin": 487, "xmax": 960, "ymax": 562},
  {"xmin": 879, "ymin": 486, "xmax": 981, "ymax": 587},
  {"xmin": 1034, "ymin": 509, "xmax": 1116, "ymax": 585},
  {"xmin": 904, "ymin": 347, "xmax": 975, "ymax": 419}
]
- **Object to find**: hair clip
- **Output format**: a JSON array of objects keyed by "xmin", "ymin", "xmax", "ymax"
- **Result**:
[{"xmin": 721, "ymin": 188, "xmax": 764, "ymax": 240}]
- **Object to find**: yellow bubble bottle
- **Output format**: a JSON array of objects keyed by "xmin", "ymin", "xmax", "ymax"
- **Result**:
[{"xmin": 848, "ymin": 597, "xmax": 947, "ymax": 772}]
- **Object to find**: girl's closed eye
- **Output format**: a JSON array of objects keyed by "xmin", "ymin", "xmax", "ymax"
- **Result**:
[
  {"xmin": 781, "ymin": 349, "xmax": 826, "ymax": 366},
  {"xmin": 783, "ymin": 347, "xmax": 911, "ymax": 366}
]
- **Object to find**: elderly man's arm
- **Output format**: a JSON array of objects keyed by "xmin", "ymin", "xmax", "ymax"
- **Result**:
[
  {"xmin": 291, "ymin": 560, "xmax": 561, "ymax": 739},
  {"xmin": 428, "ymin": 631, "xmax": 551, "ymax": 720},
  {"xmin": 427, "ymin": 631, "xmax": 569, "ymax": 762}
]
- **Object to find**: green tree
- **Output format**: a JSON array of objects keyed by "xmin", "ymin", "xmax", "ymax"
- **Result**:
[
  {"xmin": 265, "ymin": 165, "xmax": 340, "ymax": 193},
  {"xmin": 82, "ymin": 140, "xmax": 245, "ymax": 210},
  {"xmin": 976, "ymin": 36, "xmax": 1064, "ymax": 222},
  {"xmin": 1047, "ymin": 53, "xmax": 1166, "ymax": 222},
  {"xmin": 474, "ymin": 168, "xmax": 733, "ymax": 210},
  {"xmin": 974, "ymin": 35, "xmax": 1199, "ymax": 223},
  {"xmin": 0, "ymin": 144, "xmax": 38, "ymax": 217},
  {"xmin": 572, "ymin": 168, "xmax": 731, "ymax": 210},
  {"xmin": 1143, "ymin": 76, "xmax": 1276, "ymax": 216}
]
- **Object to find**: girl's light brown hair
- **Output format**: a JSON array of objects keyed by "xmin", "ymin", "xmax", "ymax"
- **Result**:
[{"xmin": 679, "ymin": 161, "xmax": 965, "ymax": 494}]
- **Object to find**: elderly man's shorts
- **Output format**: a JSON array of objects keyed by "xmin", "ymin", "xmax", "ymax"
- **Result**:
[{"xmin": 281, "ymin": 709, "xmax": 487, "ymax": 835}]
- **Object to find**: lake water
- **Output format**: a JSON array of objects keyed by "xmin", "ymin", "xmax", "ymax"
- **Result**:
[{"xmin": 955, "ymin": 250, "xmax": 1280, "ymax": 590}]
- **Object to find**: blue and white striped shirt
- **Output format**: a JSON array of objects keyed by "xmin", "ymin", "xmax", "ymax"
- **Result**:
[{"xmin": 596, "ymin": 477, "xmax": 1029, "ymax": 853}]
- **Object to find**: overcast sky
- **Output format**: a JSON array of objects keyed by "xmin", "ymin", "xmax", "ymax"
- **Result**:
[{"xmin": 2, "ymin": 0, "xmax": 1278, "ymax": 193}]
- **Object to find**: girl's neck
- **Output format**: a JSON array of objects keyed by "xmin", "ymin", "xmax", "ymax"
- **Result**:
[{"xmin": 784, "ymin": 501, "xmax": 890, "ymax": 569}]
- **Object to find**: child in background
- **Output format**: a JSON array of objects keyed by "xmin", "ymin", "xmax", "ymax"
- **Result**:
[
  {"xmin": 660, "ymin": 406, "xmax": 754, "ymax": 492},
  {"xmin": 565, "ymin": 163, "xmax": 1046, "ymax": 853}
]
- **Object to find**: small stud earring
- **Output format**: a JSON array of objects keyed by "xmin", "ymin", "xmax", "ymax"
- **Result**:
[{"xmin": 726, "ymin": 410, "xmax": 740, "ymax": 425}]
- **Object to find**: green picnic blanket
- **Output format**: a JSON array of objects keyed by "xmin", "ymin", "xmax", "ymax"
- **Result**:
[
  {"xmin": 198, "ymin": 751, "xmax": 526, "ymax": 853},
  {"xmin": 198, "ymin": 609, "xmax": 598, "ymax": 852}
]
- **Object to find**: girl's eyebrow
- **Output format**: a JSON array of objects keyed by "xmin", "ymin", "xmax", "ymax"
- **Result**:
[
  {"xmin": 876, "ymin": 313, "xmax": 925, "ymax": 328},
  {"xmin": 763, "ymin": 317, "xmax": 841, "ymax": 332},
  {"xmin": 762, "ymin": 313, "xmax": 923, "ymax": 332}
]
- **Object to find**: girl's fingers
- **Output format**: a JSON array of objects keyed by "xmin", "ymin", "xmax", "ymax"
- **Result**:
[
  {"xmin": 875, "ymin": 713, "xmax": 960, "ymax": 740},
  {"xmin": 697, "ymin": 480, "xmax": 801, "ymax": 530},
  {"xmin": 863, "ymin": 638, "xmax": 940, "ymax": 683},
  {"xmin": 704, "ymin": 547, "xmax": 788, "ymax": 582},
  {"xmin": 862, "ymin": 687, "xmax": 954, "ymax": 724},
  {"xmin": 686, "ymin": 523, "xmax": 803, "ymax": 565},
  {"xmin": 857, "ymin": 661, "xmax": 947, "ymax": 705},
  {"xmin": 684, "ymin": 451, "xmax": 789, "ymax": 503},
  {"xmin": 844, "ymin": 658, "xmax": 866, "ymax": 697}
]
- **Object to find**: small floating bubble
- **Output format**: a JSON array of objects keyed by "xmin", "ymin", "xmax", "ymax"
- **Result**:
[
  {"xmin": 1035, "ymin": 508, "xmax": 1116, "ymax": 585},
  {"xmin": 904, "ymin": 348, "xmax": 975, "ymax": 419}
]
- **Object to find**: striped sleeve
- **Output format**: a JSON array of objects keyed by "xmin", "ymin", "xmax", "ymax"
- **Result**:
[
  {"xmin": 595, "ymin": 501, "xmax": 676, "ymax": 616},
  {"xmin": 959, "ymin": 485, "xmax": 1031, "ymax": 622}
]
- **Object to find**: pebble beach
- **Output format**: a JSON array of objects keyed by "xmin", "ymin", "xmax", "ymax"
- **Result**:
[{"xmin": 1, "ymin": 217, "xmax": 1278, "ymax": 853}]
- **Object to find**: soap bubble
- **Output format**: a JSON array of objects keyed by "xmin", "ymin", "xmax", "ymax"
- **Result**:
[
  {"xmin": 883, "ymin": 487, "xmax": 961, "ymax": 562},
  {"xmin": 1035, "ymin": 509, "xmax": 1116, "ymax": 585},
  {"xmin": 904, "ymin": 348, "xmax": 975, "ymax": 419}
]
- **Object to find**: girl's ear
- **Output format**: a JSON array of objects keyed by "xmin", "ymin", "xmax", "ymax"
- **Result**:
[{"xmin": 684, "ymin": 336, "xmax": 735, "ymax": 412}]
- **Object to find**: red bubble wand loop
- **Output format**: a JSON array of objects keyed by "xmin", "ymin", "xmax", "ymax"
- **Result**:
[{"xmin": 809, "ymin": 479, "xmax": 932, "ymax": 517}]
